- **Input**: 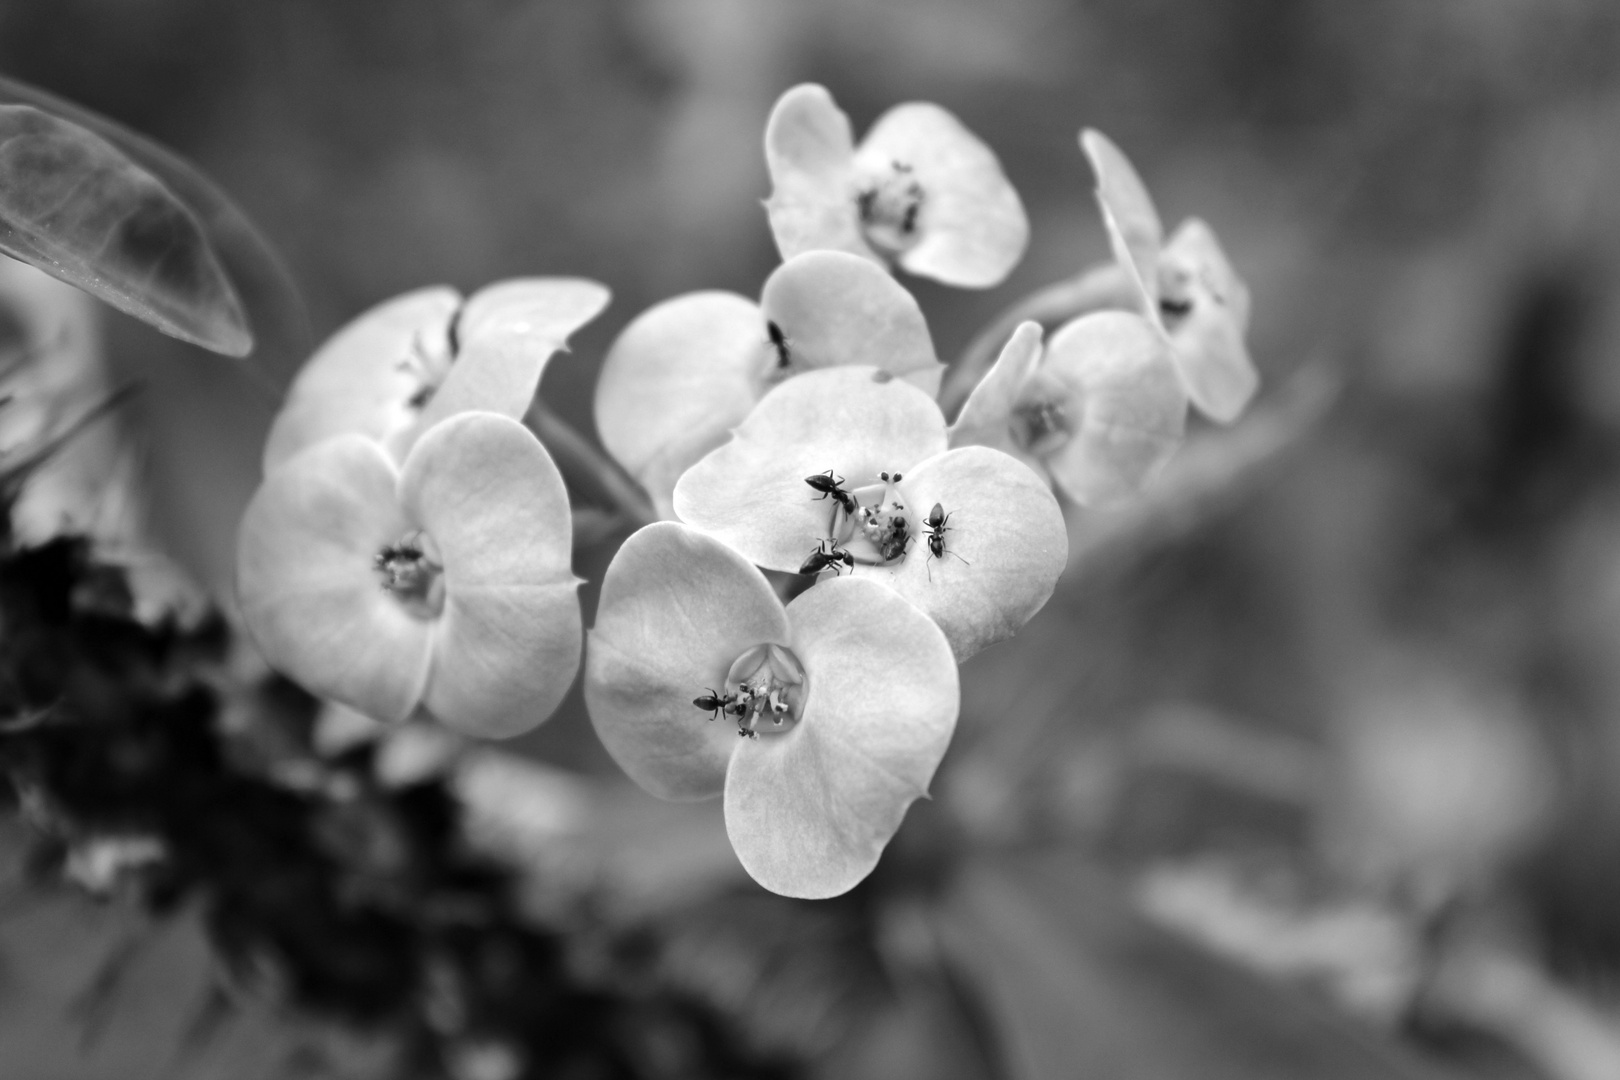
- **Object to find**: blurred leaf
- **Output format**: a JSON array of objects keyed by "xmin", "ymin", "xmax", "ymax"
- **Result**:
[
  {"xmin": 0, "ymin": 103, "xmax": 249, "ymax": 356},
  {"xmin": 937, "ymin": 853, "xmax": 1465, "ymax": 1080}
]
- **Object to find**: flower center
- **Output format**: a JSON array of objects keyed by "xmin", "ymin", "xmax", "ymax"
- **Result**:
[
  {"xmin": 374, "ymin": 531, "xmax": 445, "ymax": 618},
  {"xmin": 800, "ymin": 469, "xmax": 914, "ymax": 573},
  {"xmin": 856, "ymin": 160, "xmax": 925, "ymax": 256},
  {"xmin": 693, "ymin": 643, "xmax": 807, "ymax": 738}
]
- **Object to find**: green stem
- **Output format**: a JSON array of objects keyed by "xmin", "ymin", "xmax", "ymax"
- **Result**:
[
  {"xmin": 937, "ymin": 262, "xmax": 1133, "ymax": 419},
  {"xmin": 524, "ymin": 402, "xmax": 656, "ymax": 533}
]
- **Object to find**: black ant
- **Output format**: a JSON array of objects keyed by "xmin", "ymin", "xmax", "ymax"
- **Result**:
[
  {"xmin": 766, "ymin": 320, "xmax": 791, "ymax": 369},
  {"xmin": 800, "ymin": 538, "xmax": 855, "ymax": 576},
  {"xmin": 878, "ymin": 515, "xmax": 910, "ymax": 562},
  {"xmin": 693, "ymin": 688, "xmax": 734, "ymax": 721},
  {"xmin": 924, "ymin": 502, "xmax": 969, "ymax": 580},
  {"xmin": 805, "ymin": 470, "xmax": 858, "ymax": 515}
]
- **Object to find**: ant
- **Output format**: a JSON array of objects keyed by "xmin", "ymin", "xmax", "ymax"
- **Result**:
[
  {"xmin": 805, "ymin": 469, "xmax": 858, "ymax": 515},
  {"xmin": 766, "ymin": 320, "xmax": 792, "ymax": 370},
  {"xmin": 924, "ymin": 502, "xmax": 969, "ymax": 580},
  {"xmin": 693, "ymin": 688, "xmax": 736, "ymax": 721},
  {"xmin": 878, "ymin": 514, "xmax": 910, "ymax": 562},
  {"xmin": 800, "ymin": 538, "xmax": 855, "ymax": 576}
]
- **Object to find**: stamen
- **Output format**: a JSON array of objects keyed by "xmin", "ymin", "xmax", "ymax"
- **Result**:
[
  {"xmin": 701, "ymin": 643, "xmax": 807, "ymax": 738},
  {"xmin": 857, "ymin": 160, "xmax": 926, "ymax": 256},
  {"xmin": 374, "ymin": 532, "xmax": 445, "ymax": 618}
]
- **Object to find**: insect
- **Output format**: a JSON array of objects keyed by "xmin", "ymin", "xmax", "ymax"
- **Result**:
[
  {"xmin": 805, "ymin": 470, "xmax": 858, "ymax": 515},
  {"xmin": 923, "ymin": 502, "xmax": 969, "ymax": 580},
  {"xmin": 766, "ymin": 320, "xmax": 791, "ymax": 369},
  {"xmin": 878, "ymin": 514, "xmax": 910, "ymax": 562},
  {"xmin": 800, "ymin": 538, "xmax": 855, "ymax": 576},
  {"xmin": 692, "ymin": 688, "xmax": 733, "ymax": 721}
]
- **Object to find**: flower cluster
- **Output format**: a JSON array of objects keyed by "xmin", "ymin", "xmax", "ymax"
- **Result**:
[
  {"xmin": 232, "ymin": 83, "xmax": 1259, "ymax": 899},
  {"xmin": 237, "ymin": 279, "xmax": 608, "ymax": 737},
  {"xmin": 582, "ymin": 85, "xmax": 1257, "ymax": 897}
]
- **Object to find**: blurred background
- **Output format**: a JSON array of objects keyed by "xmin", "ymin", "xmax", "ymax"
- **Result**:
[{"xmin": 3, "ymin": 0, "xmax": 1620, "ymax": 1077}]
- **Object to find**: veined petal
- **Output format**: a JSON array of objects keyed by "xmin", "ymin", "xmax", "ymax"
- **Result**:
[
  {"xmin": 855, "ymin": 446, "xmax": 1067, "ymax": 661},
  {"xmin": 399, "ymin": 412, "xmax": 579, "ymax": 737},
  {"xmin": 858, "ymin": 103, "xmax": 1028, "ymax": 289},
  {"xmin": 402, "ymin": 276, "xmax": 610, "ymax": 455},
  {"xmin": 1159, "ymin": 218, "xmax": 1257, "ymax": 423},
  {"xmin": 673, "ymin": 366, "xmax": 948, "ymax": 573},
  {"xmin": 725, "ymin": 576, "xmax": 958, "ymax": 898},
  {"xmin": 764, "ymin": 84, "xmax": 873, "ymax": 264},
  {"xmin": 1035, "ymin": 311, "xmax": 1187, "ymax": 507},
  {"xmin": 1080, "ymin": 129, "xmax": 1161, "ymax": 313},
  {"xmin": 262, "ymin": 287, "xmax": 461, "ymax": 473},
  {"xmin": 594, "ymin": 291, "xmax": 766, "ymax": 517},
  {"xmin": 237, "ymin": 436, "xmax": 432, "ymax": 723},
  {"xmin": 948, "ymin": 320, "xmax": 1044, "ymax": 455},
  {"xmin": 759, "ymin": 250, "xmax": 941, "ymax": 383},
  {"xmin": 586, "ymin": 522, "xmax": 791, "ymax": 801}
]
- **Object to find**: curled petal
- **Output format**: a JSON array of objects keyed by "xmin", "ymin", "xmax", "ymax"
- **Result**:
[
  {"xmin": 237, "ymin": 436, "xmax": 432, "ymax": 723},
  {"xmin": 1080, "ymin": 129, "xmax": 1161, "ymax": 312},
  {"xmin": 726, "ymin": 576, "xmax": 958, "ymax": 898},
  {"xmin": 673, "ymin": 366, "xmax": 947, "ymax": 573},
  {"xmin": 1035, "ymin": 311, "xmax": 1187, "ymax": 507},
  {"xmin": 764, "ymin": 84, "xmax": 872, "ymax": 264},
  {"xmin": 399, "ymin": 412, "xmax": 579, "ymax": 738},
  {"xmin": 406, "ymin": 276, "xmax": 610, "ymax": 452},
  {"xmin": 594, "ymin": 291, "xmax": 766, "ymax": 518},
  {"xmin": 263, "ymin": 287, "xmax": 461, "ymax": 473},
  {"xmin": 948, "ymin": 320, "xmax": 1044, "ymax": 460},
  {"xmin": 759, "ymin": 251, "xmax": 941, "ymax": 384},
  {"xmin": 858, "ymin": 103, "xmax": 1029, "ymax": 288},
  {"xmin": 1159, "ymin": 219, "xmax": 1257, "ymax": 423},
  {"xmin": 586, "ymin": 522, "xmax": 791, "ymax": 800},
  {"xmin": 856, "ymin": 446, "xmax": 1067, "ymax": 661}
]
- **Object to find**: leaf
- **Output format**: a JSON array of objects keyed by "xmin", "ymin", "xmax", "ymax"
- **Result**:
[
  {"xmin": 0, "ymin": 103, "xmax": 249, "ymax": 356},
  {"xmin": 937, "ymin": 854, "xmax": 1461, "ymax": 1080}
]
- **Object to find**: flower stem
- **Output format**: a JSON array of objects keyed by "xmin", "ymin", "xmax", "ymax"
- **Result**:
[
  {"xmin": 523, "ymin": 402, "xmax": 656, "ymax": 534},
  {"xmin": 937, "ymin": 261, "xmax": 1133, "ymax": 419}
]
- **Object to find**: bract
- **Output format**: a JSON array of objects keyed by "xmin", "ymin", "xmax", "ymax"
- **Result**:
[
  {"xmin": 1081, "ymin": 129, "xmax": 1257, "ymax": 423},
  {"xmin": 594, "ymin": 250, "xmax": 941, "ymax": 518},
  {"xmin": 765, "ymin": 84, "xmax": 1028, "ymax": 289},
  {"xmin": 238, "ymin": 411, "xmax": 581, "ymax": 738},
  {"xmin": 263, "ymin": 277, "xmax": 609, "ymax": 472},
  {"xmin": 673, "ymin": 367, "xmax": 1067, "ymax": 660},
  {"xmin": 950, "ymin": 313, "xmax": 1187, "ymax": 508},
  {"xmin": 585, "ymin": 522, "xmax": 958, "ymax": 898}
]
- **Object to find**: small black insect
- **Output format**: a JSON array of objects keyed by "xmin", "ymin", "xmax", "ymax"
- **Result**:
[
  {"xmin": 800, "ymin": 538, "xmax": 855, "ymax": 576},
  {"xmin": 924, "ymin": 502, "xmax": 969, "ymax": 579},
  {"xmin": 805, "ymin": 470, "xmax": 858, "ymax": 515},
  {"xmin": 693, "ymin": 688, "xmax": 732, "ymax": 721},
  {"xmin": 767, "ymin": 320, "xmax": 791, "ymax": 369},
  {"xmin": 879, "ymin": 515, "xmax": 910, "ymax": 562}
]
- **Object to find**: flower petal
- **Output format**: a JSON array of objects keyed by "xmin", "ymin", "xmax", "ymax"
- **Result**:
[
  {"xmin": 1080, "ymin": 129, "xmax": 1161, "ymax": 312},
  {"xmin": 858, "ymin": 103, "xmax": 1028, "ymax": 288},
  {"xmin": 262, "ymin": 287, "xmax": 461, "ymax": 473},
  {"xmin": 594, "ymin": 291, "xmax": 766, "ymax": 518},
  {"xmin": 404, "ymin": 276, "xmax": 611, "ymax": 452},
  {"xmin": 763, "ymin": 84, "xmax": 873, "ymax": 264},
  {"xmin": 948, "ymin": 320, "xmax": 1044, "ymax": 456},
  {"xmin": 759, "ymin": 250, "xmax": 941, "ymax": 384},
  {"xmin": 237, "ymin": 436, "xmax": 432, "ymax": 723},
  {"xmin": 854, "ymin": 446, "xmax": 1067, "ymax": 661},
  {"xmin": 399, "ymin": 412, "xmax": 580, "ymax": 738},
  {"xmin": 1159, "ymin": 218, "xmax": 1257, "ymax": 423},
  {"xmin": 586, "ymin": 522, "xmax": 791, "ymax": 801},
  {"xmin": 724, "ymin": 575, "xmax": 958, "ymax": 898},
  {"xmin": 673, "ymin": 366, "xmax": 948, "ymax": 573},
  {"xmin": 1035, "ymin": 311, "xmax": 1187, "ymax": 507}
]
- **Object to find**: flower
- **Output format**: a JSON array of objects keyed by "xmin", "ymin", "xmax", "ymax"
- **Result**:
[
  {"xmin": 263, "ymin": 277, "xmax": 609, "ymax": 472},
  {"xmin": 947, "ymin": 315, "xmax": 1187, "ymax": 507},
  {"xmin": 584, "ymin": 521, "xmax": 958, "ymax": 898},
  {"xmin": 764, "ymin": 84, "xmax": 1028, "ymax": 289},
  {"xmin": 594, "ymin": 250, "xmax": 941, "ymax": 517},
  {"xmin": 1081, "ymin": 129, "xmax": 1257, "ymax": 423},
  {"xmin": 237, "ymin": 411, "xmax": 580, "ymax": 738},
  {"xmin": 671, "ymin": 366, "xmax": 1067, "ymax": 661}
]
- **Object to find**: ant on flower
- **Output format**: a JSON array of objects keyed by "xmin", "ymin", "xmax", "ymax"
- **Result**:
[
  {"xmin": 805, "ymin": 469, "xmax": 858, "ymax": 515},
  {"xmin": 801, "ymin": 537, "xmax": 855, "ymax": 576},
  {"xmin": 766, "ymin": 320, "xmax": 792, "ymax": 370},
  {"xmin": 924, "ymin": 502, "xmax": 969, "ymax": 581}
]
